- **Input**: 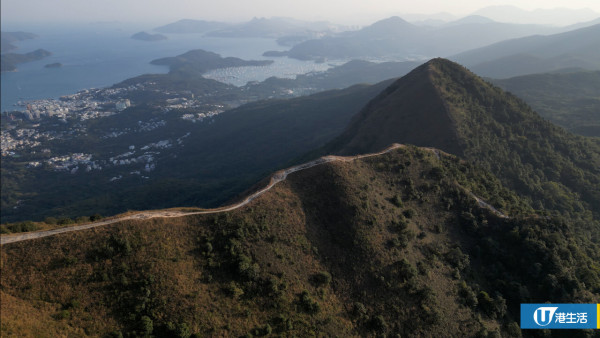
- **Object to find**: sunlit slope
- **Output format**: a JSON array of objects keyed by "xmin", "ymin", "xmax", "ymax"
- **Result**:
[{"xmin": 4, "ymin": 146, "xmax": 598, "ymax": 337}]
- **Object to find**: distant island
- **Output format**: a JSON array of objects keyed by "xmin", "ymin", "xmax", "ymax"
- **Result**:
[
  {"xmin": 1, "ymin": 49, "xmax": 52, "ymax": 72},
  {"xmin": 44, "ymin": 62, "xmax": 62, "ymax": 68},
  {"xmin": 131, "ymin": 31, "xmax": 168, "ymax": 42},
  {"xmin": 205, "ymin": 17, "xmax": 343, "ymax": 39},
  {"xmin": 150, "ymin": 49, "xmax": 273, "ymax": 74},
  {"xmin": 153, "ymin": 19, "xmax": 230, "ymax": 34},
  {"xmin": 154, "ymin": 17, "xmax": 348, "ymax": 39}
]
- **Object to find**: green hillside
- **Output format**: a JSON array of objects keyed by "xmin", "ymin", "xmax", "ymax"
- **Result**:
[
  {"xmin": 1, "ymin": 80, "xmax": 393, "ymax": 224},
  {"xmin": 327, "ymin": 58, "xmax": 600, "ymax": 219},
  {"xmin": 4, "ymin": 146, "xmax": 598, "ymax": 337},
  {"xmin": 492, "ymin": 71, "xmax": 600, "ymax": 137}
]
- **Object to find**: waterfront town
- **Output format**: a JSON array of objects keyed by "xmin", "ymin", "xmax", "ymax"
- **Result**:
[
  {"xmin": 0, "ymin": 78, "xmax": 247, "ymax": 202},
  {"xmin": 1, "ymin": 80, "xmax": 228, "ymax": 159}
]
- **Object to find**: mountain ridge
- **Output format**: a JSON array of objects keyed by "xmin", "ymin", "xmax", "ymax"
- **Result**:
[
  {"xmin": 286, "ymin": 16, "xmax": 586, "ymax": 61},
  {"xmin": 0, "ymin": 144, "xmax": 408, "ymax": 245},
  {"xmin": 452, "ymin": 23, "xmax": 600, "ymax": 77},
  {"xmin": 326, "ymin": 59, "xmax": 462, "ymax": 156},
  {"xmin": 325, "ymin": 58, "xmax": 600, "ymax": 217},
  {"xmin": 2, "ymin": 144, "xmax": 598, "ymax": 337},
  {"xmin": 2, "ymin": 143, "xmax": 513, "ymax": 245}
]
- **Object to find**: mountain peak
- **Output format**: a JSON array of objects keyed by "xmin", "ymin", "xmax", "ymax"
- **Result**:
[
  {"xmin": 325, "ymin": 58, "xmax": 600, "ymax": 216},
  {"xmin": 328, "ymin": 56, "xmax": 546, "ymax": 156},
  {"xmin": 423, "ymin": 57, "xmax": 464, "ymax": 70},
  {"xmin": 359, "ymin": 16, "xmax": 416, "ymax": 36},
  {"xmin": 376, "ymin": 16, "xmax": 411, "ymax": 25},
  {"xmin": 326, "ymin": 58, "xmax": 468, "ymax": 156}
]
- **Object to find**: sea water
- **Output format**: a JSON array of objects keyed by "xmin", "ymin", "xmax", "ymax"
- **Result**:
[{"xmin": 1, "ymin": 22, "xmax": 332, "ymax": 112}]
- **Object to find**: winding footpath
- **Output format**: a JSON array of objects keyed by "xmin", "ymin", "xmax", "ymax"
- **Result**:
[{"xmin": 1, "ymin": 144, "xmax": 505, "ymax": 245}]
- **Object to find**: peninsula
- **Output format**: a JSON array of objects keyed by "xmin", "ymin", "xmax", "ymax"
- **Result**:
[
  {"xmin": 1, "ymin": 49, "xmax": 52, "ymax": 72},
  {"xmin": 0, "ymin": 31, "xmax": 38, "ymax": 53}
]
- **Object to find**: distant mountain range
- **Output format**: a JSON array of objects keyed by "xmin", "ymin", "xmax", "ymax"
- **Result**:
[
  {"xmin": 284, "ymin": 16, "xmax": 589, "ymax": 61},
  {"xmin": 472, "ymin": 5, "xmax": 599, "ymax": 26},
  {"xmin": 451, "ymin": 23, "xmax": 600, "ymax": 78},
  {"xmin": 153, "ymin": 17, "xmax": 348, "ymax": 41},
  {"xmin": 206, "ymin": 17, "xmax": 344, "ymax": 39},
  {"xmin": 400, "ymin": 12, "xmax": 458, "ymax": 26}
]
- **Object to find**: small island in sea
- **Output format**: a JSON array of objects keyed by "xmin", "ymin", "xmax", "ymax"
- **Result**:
[
  {"xmin": 154, "ymin": 19, "xmax": 229, "ymax": 34},
  {"xmin": 1, "ymin": 49, "xmax": 52, "ymax": 72},
  {"xmin": 44, "ymin": 62, "xmax": 62, "ymax": 68},
  {"xmin": 131, "ymin": 31, "xmax": 168, "ymax": 42},
  {"xmin": 150, "ymin": 49, "xmax": 274, "ymax": 73}
]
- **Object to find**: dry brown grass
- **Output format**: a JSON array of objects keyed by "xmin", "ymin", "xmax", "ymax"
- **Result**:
[{"xmin": 1, "ymin": 147, "xmax": 514, "ymax": 337}]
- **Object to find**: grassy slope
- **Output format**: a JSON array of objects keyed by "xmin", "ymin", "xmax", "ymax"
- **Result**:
[
  {"xmin": 3, "ymin": 147, "xmax": 598, "ymax": 337},
  {"xmin": 427, "ymin": 60, "xmax": 600, "ymax": 216}
]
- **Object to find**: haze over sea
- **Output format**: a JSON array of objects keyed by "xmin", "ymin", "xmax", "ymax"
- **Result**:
[{"xmin": 1, "ymin": 23, "xmax": 331, "ymax": 112}]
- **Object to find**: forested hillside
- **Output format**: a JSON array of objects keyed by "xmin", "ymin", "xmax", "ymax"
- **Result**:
[
  {"xmin": 328, "ymin": 59, "xmax": 600, "ymax": 219},
  {"xmin": 3, "ymin": 146, "xmax": 597, "ymax": 337},
  {"xmin": 492, "ymin": 71, "xmax": 600, "ymax": 137}
]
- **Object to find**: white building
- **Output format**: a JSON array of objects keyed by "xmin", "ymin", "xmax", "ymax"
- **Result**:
[{"xmin": 116, "ymin": 99, "xmax": 131, "ymax": 111}]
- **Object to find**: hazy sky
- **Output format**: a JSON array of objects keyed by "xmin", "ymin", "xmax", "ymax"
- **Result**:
[{"xmin": 2, "ymin": 0, "xmax": 600, "ymax": 25}]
